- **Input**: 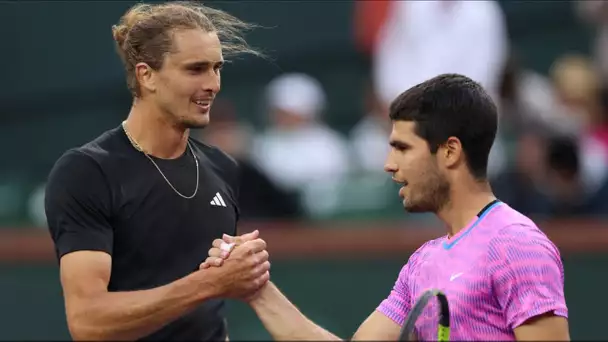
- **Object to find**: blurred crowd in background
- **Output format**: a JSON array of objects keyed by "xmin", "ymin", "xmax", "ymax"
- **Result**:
[
  {"xmin": 3, "ymin": 4, "xmax": 608, "ymax": 341},
  {"xmin": 5, "ymin": 0, "xmax": 608, "ymax": 227},
  {"xmin": 198, "ymin": 0, "xmax": 608, "ymax": 223}
]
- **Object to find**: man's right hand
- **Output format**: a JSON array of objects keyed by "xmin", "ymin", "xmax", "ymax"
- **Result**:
[
  {"xmin": 198, "ymin": 235, "xmax": 270, "ymax": 300},
  {"xmin": 200, "ymin": 230, "xmax": 260, "ymax": 269}
]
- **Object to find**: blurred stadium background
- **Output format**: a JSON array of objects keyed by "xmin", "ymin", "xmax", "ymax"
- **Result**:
[{"xmin": 2, "ymin": 0, "xmax": 608, "ymax": 340}]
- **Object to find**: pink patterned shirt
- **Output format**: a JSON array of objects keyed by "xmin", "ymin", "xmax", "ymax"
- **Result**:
[{"xmin": 377, "ymin": 202, "xmax": 568, "ymax": 340}]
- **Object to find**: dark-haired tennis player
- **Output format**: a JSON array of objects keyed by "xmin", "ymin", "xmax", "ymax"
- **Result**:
[{"xmin": 204, "ymin": 74, "xmax": 570, "ymax": 341}]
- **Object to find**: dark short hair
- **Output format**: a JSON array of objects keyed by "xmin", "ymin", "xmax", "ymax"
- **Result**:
[{"xmin": 389, "ymin": 74, "xmax": 498, "ymax": 179}]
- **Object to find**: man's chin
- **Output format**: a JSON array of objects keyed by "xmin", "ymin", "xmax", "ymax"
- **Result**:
[
  {"xmin": 182, "ymin": 115, "xmax": 210, "ymax": 129},
  {"xmin": 403, "ymin": 200, "xmax": 430, "ymax": 214}
]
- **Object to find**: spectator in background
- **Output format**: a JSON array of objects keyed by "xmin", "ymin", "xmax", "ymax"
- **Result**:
[
  {"xmin": 550, "ymin": 54, "xmax": 601, "ymax": 133},
  {"xmin": 543, "ymin": 135, "xmax": 608, "ymax": 218},
  {"xmin": 577, "ymin": 0, "xmax": 608, "ymax": 156},
  {"xmin": 349, "ymin": 80, "xmax": 390, "ymax": 174},
  {"xmin": 549, "ymin": 54, "xmax": 608, "ymax": 196},
  {"xmin": 576, "ymin": 0, "xmax": 608, "ymax": 80},
  {"xmin": 252, "ymin": 73, "xmax": 351, "ymax": 192},
  {"xmin": 551, "ymin": 55, "xmax": 608, "ymax": 156},
  {"xmin": 497, "ymin": 53, "xmax": 580, "ymax": 140},
  {"xmin": 491, "ymin": 127, "xmax": 550, "ymax": 218},
  {"xmin": 594, "ymin": 87, "xmax": 608, "ymax": 154},
  {"xmin": 366, "ymin": 0, "xmax": 509, "ymax": 179},
  {"xmin": 196, "ymin": 100, "xmax": 301, "ymax": 220},
  {"xmin": 353, "ymin": 0, "xmax": 392, "ymax": 57},
  {"xmin": 371, "ymin": 0, "xmax": 508, "ymax": 103}
]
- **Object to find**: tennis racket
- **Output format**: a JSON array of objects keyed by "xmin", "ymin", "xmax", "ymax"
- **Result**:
[{"xmin": 398, "ymin": 289, "xmax": 451, "ymax": 341}]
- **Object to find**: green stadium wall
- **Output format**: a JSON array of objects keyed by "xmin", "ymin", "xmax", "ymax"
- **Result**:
[{"xmin": 0, "ymin": 254, "xmax": 604, "ymax": 340}]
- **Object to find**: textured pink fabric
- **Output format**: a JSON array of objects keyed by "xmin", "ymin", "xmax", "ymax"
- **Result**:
[{"xmin": 377, "ymin": 202, "xmax": 568, "ymax": 340}]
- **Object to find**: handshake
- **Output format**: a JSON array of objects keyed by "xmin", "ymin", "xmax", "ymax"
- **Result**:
[{"xmin": 198, "ymin": 230, "xmax": 271, "ymax": 302}]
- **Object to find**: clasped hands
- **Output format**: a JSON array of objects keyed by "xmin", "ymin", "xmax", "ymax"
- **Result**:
[{"xmin": 199, "ymin": 230, "xmax": 270, "ymax": 301}]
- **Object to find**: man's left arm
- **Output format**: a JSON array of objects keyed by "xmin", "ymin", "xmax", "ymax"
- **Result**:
[{"xmin": 489, "ymin": 225, "xmax": 570, "ymax": 341}]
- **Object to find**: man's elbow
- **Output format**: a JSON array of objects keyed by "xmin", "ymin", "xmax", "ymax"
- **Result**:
[
  {"xmin": 68, "ymin": 319, "xmax": 98, "ymax": 341},
  {"xmin": 68, "ymin": 319, "xmax": 101, "ymax": 341},
  {"xmin": 67, "ymin": 312, "xmax": 113, "ymax": 341}
]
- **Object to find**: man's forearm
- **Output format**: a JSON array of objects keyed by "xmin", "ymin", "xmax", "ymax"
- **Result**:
[
  {"xmin": 68, "ymin": 272, "xmax": 216, "ymax": 341},
  {"xmin": 250, "ymin": 282, "xmax": 342, "ymax": 341}
]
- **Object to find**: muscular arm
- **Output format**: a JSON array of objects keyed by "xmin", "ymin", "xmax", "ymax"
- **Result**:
[
  {"xmin": 249, "ymin": 282, "xmax": 402, "ymax": 341},
  {"xmin": 250, "ymin": 282, "xmax": 341, "ymax": 340},
  {"xmin": 207, "ymin": 235, "xmax": 413, "ymax": 341},
  {"xmin": 44, "ymin": 151, "xmax": 224, "ymax": 340},
  {"xmin": 514, "ymin": 313, "xmax": 570, "ymax": 341},
  {"xmin": 352, "ymin": 311, "xmax": 402, "ymax": 341},
  {"xmin": 61, "ymin": 251, "xmax": 218, "ymax": 341}
]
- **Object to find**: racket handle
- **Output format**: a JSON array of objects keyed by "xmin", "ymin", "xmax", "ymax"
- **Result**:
[{"xmin": 437, "ymin": 324, "xmax": 450, "ymax": 341}]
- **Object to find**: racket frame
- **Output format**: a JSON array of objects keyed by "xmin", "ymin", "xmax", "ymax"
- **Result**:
[{"xmin": 398, "ymin": 289, "xmax": 450, "ymax": 341}]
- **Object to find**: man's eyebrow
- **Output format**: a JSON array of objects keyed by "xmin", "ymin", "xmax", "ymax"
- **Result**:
[
  {"xmin": 389, "ymin": 140, "xmax": 411, "ymax": 149},
  {"xmin": 184, "ymin": 60, "xmax": 224, "ymax": 68}
]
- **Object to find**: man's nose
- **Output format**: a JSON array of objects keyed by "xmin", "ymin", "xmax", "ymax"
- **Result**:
[
  {"xmin": 203, "ymin": 73, "xmax": 221, "ymax": 94},
  {"xmin": 384, "ymin": 162, "xmax": 398, "ymax": 173}
]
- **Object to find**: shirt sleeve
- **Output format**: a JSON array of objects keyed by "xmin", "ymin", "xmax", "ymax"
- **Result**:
[
  {"xmin": 44, "ymin": 150, "xmax": 114, "ymax": 260},
  {"xmin": 376, "ymin": 263, "xmax": 412, "ymax": 325},
  {"xmin": 488, "ymin": 225, "xmax": 568, "ymax": 330},
  {"xmin": 376, "ymin": 241, "xmax": 433, "ymax": 325}
]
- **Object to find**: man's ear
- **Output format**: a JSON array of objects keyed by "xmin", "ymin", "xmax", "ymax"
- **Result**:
[
  {"xmin": 136, "ymin": 62, "xmax": 157, "ymax": 93},
  {"xmin": 440, "ymin": 137, "xmax": 463, "ymax": 169}
]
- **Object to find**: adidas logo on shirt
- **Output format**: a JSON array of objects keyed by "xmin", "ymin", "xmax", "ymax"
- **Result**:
[{"xmin": 210, "ymin": 192, "xmax": 227, "ymax": 207}]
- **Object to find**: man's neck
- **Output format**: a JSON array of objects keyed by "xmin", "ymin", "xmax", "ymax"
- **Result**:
[
  {"xmin": 437, "ymin": 179, "xmax": 497, "ymax": 238},
  {"xmin": 123, "ymin": 100, "xmax": 189, "ymax": 159}
]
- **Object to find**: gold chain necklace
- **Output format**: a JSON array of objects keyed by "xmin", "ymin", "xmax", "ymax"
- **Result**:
[{"xmin": 121, "ymin": 121, "xmax": 199, "ymax": 199}]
